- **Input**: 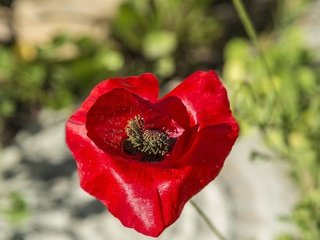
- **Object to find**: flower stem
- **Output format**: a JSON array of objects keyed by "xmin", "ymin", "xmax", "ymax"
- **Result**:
[
  {"xmin": 190, "ymin": 200, "xmax": 226, "ymax": 240},
  {"xmin": 232, "ymin": 0, "xmax": 286, "ymax": 125},
  {"xmin": 232, "ymin": 0, "xmax": 259, "ymax": 48},
  {"xmin": 232, "ymin": 0, "xmax": 272, "ymax": 77}
]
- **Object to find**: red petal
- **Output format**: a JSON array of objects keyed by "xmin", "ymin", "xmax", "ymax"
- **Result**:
[
  {"xmin": 164, "ymin": 70, "xmax": 239, "ymax": 167},
  {"xmin": 155, "ymin": 96, "xmax": 190, "ymax": 129},
  {"xmin": 165, "ymin": 70, "xmax": 234, "ymax": 127},
  {"xmin": 70, "ymin": 73, "xmax": 159, "ymax": 125},
  {"xmin": 182, "ymin": 123, "xmax": 237, "ymax": 167}
]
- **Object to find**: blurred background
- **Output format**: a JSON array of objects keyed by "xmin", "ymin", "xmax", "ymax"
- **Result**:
[{"xmin": 0, "ymin": 0, "xmax": 319, "ymax": 239}]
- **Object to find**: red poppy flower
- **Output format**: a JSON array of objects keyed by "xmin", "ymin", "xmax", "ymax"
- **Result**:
[{"xmin": 66, "ymin": 70, "xmax": 239, "ymax": 237}]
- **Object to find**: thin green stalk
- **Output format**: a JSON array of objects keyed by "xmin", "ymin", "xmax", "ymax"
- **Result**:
[
  {"xmin": 232, "ymin": 0, "xmax": 286, "ymax": 124},
  {"xmin": 190, "ymin": 200, "xmax": 227, "ymax": 240},
  {"xmin": 232, "ymin": 0, "xmax": 259, "ymax": 47},
  {"xmin": 232, "ymin": 0, "xmax": 271, "ymax": 74}
]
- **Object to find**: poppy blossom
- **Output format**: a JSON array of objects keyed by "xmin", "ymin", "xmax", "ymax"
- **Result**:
[{"xmin": 66, "ymin": 70, "xmax": 239, "ymax": 237}]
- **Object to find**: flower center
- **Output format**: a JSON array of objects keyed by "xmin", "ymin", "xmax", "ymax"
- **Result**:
[{"xmin": 123, "ymin": 115, "xmax": 175, "ymax": 162}]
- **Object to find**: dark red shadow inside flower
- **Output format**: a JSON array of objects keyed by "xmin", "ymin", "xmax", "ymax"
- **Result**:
[
  {"xmin": 85, "ymin": 88, "xmax": 186, "ymax": 164},
  {"xmin": 66, "ymin": 71, "xmax": 239, "ymax": 237}
]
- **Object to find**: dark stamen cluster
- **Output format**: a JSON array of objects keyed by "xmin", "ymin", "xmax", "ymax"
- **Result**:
[{"xmin": 124, "ymin": 115, "xmax": 175, "ymax": 161}]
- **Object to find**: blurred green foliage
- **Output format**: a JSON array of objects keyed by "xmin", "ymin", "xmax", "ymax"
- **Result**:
[
  {"xmin": 112, "ymin": 0, "xmax": 222, "ymax": 78},
  {"xmin": 113, "ymin": 0, "xmax": 220, "ymax": 51},
  {"xmin": 0, "ymin": 36, "xmax": 126, "ymax": 142},
  {"xmin": 0, "ymin": 36, "xmax": 124, "ymax": 111},
  {"xmin": 223, "ymin": 0, "xmax": 320, "ymax": 238}
]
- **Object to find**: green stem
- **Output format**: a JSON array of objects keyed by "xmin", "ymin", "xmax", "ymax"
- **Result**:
[
  {"xmin": 232, "ymin": 0, "xmax": 287, "ymax": 124},
  {"xmin": 232, "ymin": 0, "xmax": 259, "ymax": 46},
  {"xmin": 232, "ymin": 0, "xmax": 272, "ymax": 78},
  {"xmin": 190, "ymin": 200, "xmax": 227, "ymax": 240}
]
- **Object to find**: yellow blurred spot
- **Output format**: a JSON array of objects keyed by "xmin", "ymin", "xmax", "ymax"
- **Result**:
[
  {"xmin": 224, "ymin": 60, "xmax": 246, "ymax": 83},
  {"xmin": 16, "ymin": 43, "xmax": 37, "ymax": 61},
  {"xmin": 288, "ymin": 132, "xmax": 305, "ymax": 149}
]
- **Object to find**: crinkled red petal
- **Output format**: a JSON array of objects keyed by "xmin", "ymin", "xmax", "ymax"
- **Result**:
[
  {"xmin": 165, "ymin": 70, "xmax": 237, "ymax": 128},
  {"xmin": 163, "ymin": 70, "xmax": 239, "ymax": 167}
]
